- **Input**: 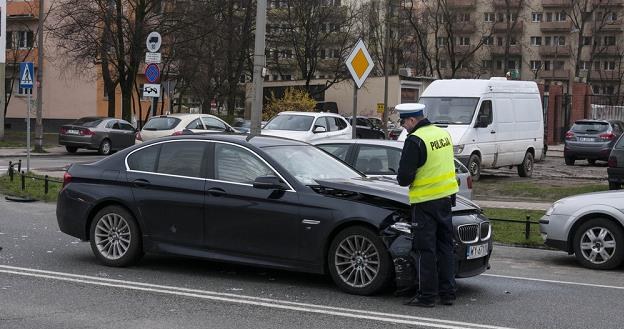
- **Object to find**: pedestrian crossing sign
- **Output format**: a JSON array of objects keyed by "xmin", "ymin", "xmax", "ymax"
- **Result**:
[{"xmin": 19, "ymin": 62, "xmax": 34, "ymax": 89}]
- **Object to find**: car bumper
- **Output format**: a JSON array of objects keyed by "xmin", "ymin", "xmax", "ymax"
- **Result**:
[
  {"xmin": 56, "ymin": 186, "xmax": 93, "ymax": 240},
  {"xmin": 564, "ymin": 144, "xmax": 612, "ymax": 160},
  {"xmin": 539, "ymin": 214, "xmax": 570, "ymax": 252},
  {"xmin": 59, "ymin": 135, "xmax": 97, "ymax": 148}
]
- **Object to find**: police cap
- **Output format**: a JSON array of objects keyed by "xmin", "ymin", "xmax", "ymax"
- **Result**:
[{"xmin": 395, "ymin": 103, "xmax": 425, "ymax": 119}]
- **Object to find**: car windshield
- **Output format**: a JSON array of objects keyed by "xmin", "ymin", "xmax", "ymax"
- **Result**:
[
  {"xmin": 262, "ymin": 145, "xmax": 363, "ymax": 185},
  {"xmin": 419, "ymin": 97, "xmax": 479, "ymax": 124},
  {"xmin": 143, "ymin": 117, "xmax": 181, "ymax": 130},
  {"xmin": 571, "ymin": 121, "xmax": 609, "ymax": 134},
  {"xmin": 72, "ymin": 117, "xmax": 103, "ymax": 127},
  {"xmin": 264, "ymin": 115, "xmax": 313, "ymax": 131}
]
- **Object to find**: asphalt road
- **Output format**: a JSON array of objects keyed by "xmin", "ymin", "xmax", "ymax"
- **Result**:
[{"xmin": 1, "ymin": 198, "xmax": 623, "ymax": 329}]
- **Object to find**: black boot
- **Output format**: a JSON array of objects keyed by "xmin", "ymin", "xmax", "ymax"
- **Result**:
[{"xmin": 403, "ymin": 296, "xmax": 435, "ymax": 308}]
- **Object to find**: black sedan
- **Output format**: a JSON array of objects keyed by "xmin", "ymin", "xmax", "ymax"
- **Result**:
[
  {"xmin": 347, "ymin": 116, "xmax": 386, "ymax": 139},
  {"xmin": 57, "ymin": 134, "xmax": 492, "ymax": 295}
]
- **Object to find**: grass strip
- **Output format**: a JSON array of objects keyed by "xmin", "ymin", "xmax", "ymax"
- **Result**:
[
  {"xmin": 0, "ymin": 172, "xmax": 61, "ymax": 202},
  {"xmin": 482, "ymin": 207, "xmax": 546, "ymax": 247},
  {"xmin": 474, "ymin": 180, "xmax": 607, "ymax": 203}
]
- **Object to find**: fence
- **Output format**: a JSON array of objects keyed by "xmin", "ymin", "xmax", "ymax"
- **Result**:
[
  {"xmin": 488, "ymin": 216, "xmax": 540, "ymax": 240},
  {"xmin": 589, "ymin": 95, "xmax": 624, "ymax": 122},
  {"xmin": 6, "ymin": 160, "xmax": 63, "ymax": 196}
]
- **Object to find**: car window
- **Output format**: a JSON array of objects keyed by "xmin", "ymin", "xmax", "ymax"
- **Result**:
[
  {"xmin": 571, "ymin": 121, "xmax": 608, "ymax": 134},
  {"xmin": 475, "ymin": 100, "xmax": 493, "ymax": 126},
  {"xmin": 73, "ymin": 117, "xmax": 103, "ymax": 127},
  {"xmin": 335, "ymin": 117, "xmax": 348, "ymax": 130},
  {"xmin": 157, "ymin": 142, "xmax": 206, "ymax": 178},
  {"xmin": 143, "ymin": 117, "xmax": 181, "ymax": 130},
  {"xmin": 214, "ymin": 143, "xmax": 274, "ymax": 184},
  {"xmin": 356, "ymin": 118, "xmax": 370, "ymax": 127},
  {"xmin": 202, "ymin": 117, "xmax": 227, "ymax": 131},
  {"xmin": 314, "ymin": 117, "xmax": 329, "ymax": 131},
  {"xmin": 186, "ymin": 118, "xmax": 205, "ymax": 130},
  {"xmin": 111, "ymin": 122, "xmax": 121, "ymax": 129},
  {"xmin": 316, "ymin": 144, "xmax": 350, "ymax": 161},
  {"xmin": 611, "ymin": 122, "xmax": 623, "ymax": 134},
  {"xmin": 119, "ymin": 122, "xmax": 135, "ymax": 131},
  {"xmin": 264, "ymin": 115, "xmax": 313, "ymax": 131},
  {"xmin": 127, "ymin": 144, "xmax": 161, "ymax": 172},
  {"xmin": 616, "ymin": 134, "xmax": 624, "ymax": 148},
  {"xmin": 356, "ymin": 146, "xmax": 400, "ymax": 174}
]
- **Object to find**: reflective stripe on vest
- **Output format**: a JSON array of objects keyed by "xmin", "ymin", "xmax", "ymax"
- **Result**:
[{"xmin": 408, "ymin": 125, "xmax": 459, "ymax": 203}]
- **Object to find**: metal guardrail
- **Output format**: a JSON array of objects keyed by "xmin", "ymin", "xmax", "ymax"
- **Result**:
[
  {"xmin": 488, "ymin": 216, "xmax": 539, "ymax": 240},
  {"xmin": 7, "ymin": 160, "xmax": 63, "ymax": 195}
]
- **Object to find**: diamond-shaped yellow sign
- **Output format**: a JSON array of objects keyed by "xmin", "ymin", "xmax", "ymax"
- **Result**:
[{"xmin": 346, "ymin": 39, "xmax": 374, "ymax": 89}]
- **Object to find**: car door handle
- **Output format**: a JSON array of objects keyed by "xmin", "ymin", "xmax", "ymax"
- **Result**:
[
  {"xmin": 207, "ymin": 187, "xmax": 226, "ymax": 196},
  {"xmin": 490, "ymin": 130, "xmax": 496, "ymax": 134},
  {"xmin": 132, "ymin": 179, "xmax": 151, "ymax": 187}
]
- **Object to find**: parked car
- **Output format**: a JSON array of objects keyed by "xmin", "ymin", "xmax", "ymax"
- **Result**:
[
  {"xmin": 262, "ymin": 111, "xmax": 352, "ymax": 142},
  {"xmin": 540, "ymin": 190, "xmax": 624, "ymax": 270},
  {"xmin": 57, "ymin": 134, "xmax": 491, "ymax": 296},
  {"xmin": 564, "ymin": 119, "xmax": 624, "ymax": 165},
  {"xmin": 136, "ymin": 113, "xmax": 237, "ymax": 143},
  {"xmin": 388, "ymin": 127, "xmax": 403, "ymax": 140},
  {"xmin": 59, "ymin": 117, "xmax": 136, "ymax": 155},
  {"xmin": 314, "ymin": 101, "xmax": 339, "ymax": 114},
  {"xmin": 346, "ymin": 116, "xmax": 386, "ymax": 139},
  {"xmin": 231, "ymin": 119, "xmax": 268, "ymax": 134},
  {"xmin": 607, "ymin": 134, "xmax": 624, "ymax": 190},
  {"xmin": 312, "ymin": 139, "xmax": 473, "ymax": 200}
]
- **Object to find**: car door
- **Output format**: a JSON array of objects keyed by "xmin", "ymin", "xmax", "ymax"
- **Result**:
[
  {"xmin": 117, "ymin": 121, "xmax": 137, "ymax": 148},
  {"xmin": 475, "ymin": 99, "xmax": 497, "ymax": 167},
  {"xmin": 204, "ymin": 142, "xmax": 301, "ymax": 260},
  {"xmin": 126, "ymin": 141, "xmax": 207, "ymax": 247},
  {"xmin": 107, "ymin": 121, "xmax": 127, "ymax": 149}
]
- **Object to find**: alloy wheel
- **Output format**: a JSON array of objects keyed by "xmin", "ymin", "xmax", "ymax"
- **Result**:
[
  {"xmin": 579, "ymin": 226, "xmax": 617, "ymax": 265},
  {"xmin": 94, "ymin": 213, "xmax": 131, "ymax": 260},
  {"xmin": 334, "ymin": 235, "xmax": 380, "ymax": 288}
]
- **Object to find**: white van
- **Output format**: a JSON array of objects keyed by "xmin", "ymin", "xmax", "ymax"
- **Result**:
[{"xmin": 399, "ymin": 78, "xmax": 544, "ymax": 180}]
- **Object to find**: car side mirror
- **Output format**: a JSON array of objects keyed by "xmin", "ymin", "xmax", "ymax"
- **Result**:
[
  {"xmin": 253, "ymin": 176, "xmax": 288, "ymax": 190},
  {"xmin": 313, "ymin": 126, "xmax": 327, "ymax": 133}
]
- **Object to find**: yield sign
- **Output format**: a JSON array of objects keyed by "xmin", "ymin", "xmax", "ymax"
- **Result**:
[{"xmin": 345, "ymin": 39, "xmax": 374, "ymax": 89}]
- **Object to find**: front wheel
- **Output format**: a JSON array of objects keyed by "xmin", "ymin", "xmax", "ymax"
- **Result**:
[
  {"xmin": 468, "ymin": 154, "xmax": 481, "ymax": 181},
  {"xmin": 573, "ymin": 218, "xmax": 624, "ymax": 270},
  {"xmin": 328, "ymin": 226, "xmax": 391, "ymax": 295},
  {"xmin": 517, "ymin": 151, "xmax": 534, "ymax": 177},
  {"xmin": 89, "ymin": 205, "xmax": 143, "ymax": 267}
]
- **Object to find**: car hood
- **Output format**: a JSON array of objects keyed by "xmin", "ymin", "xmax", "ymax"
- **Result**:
[
  {"xmin": 556, "ymin": 190, "xmax": 624, "ymax": 212},
  {"xmin": 441, "ymin": 125, "xmax": 469, "ymax": 145},
  {"xmin": 261, "ymin": 130, "xmax": 311, "ymax": 141},
  {"xmin": 313, "ymin": 177, "xmax": 479, "ymax": 212}
]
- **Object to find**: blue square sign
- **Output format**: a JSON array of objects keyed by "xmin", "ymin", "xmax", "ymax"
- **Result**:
[{"xmin": 19, "ymin": 62, "xmax": 34, "ymax": 89}]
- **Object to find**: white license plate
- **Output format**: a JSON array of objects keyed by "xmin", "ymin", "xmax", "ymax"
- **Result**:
[
  {"xmin": 578, "ymin": 137, "xmax": 594, "ymax": 142},
  {"xmin": 67, "ymin": 129, "xmax": 80, "ymax": 135},
  {"xmin": 467, "ymin": 243, "xmax": 489, "ymax": 259}
]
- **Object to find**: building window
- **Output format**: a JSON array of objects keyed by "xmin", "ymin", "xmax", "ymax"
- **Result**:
[
  {"xmin": 530, "ymin": 61, "xmax": 542, "ymax": 70},
  {"xmin": 509, "ymin": 37, "xmax": 518, "ymax": 46},
  {"xmin": 554, "ymin": 61, "xmax": 565, "ymax": 70},
  {"xmin": 530, "ymin": 37, "xmax": 542, "ymax": 46},
  {"xmin": 496, "ymin": 60, "xmax": 503, "ymax": 70},
  {"xmin": 580, "ymin": 61, "xmax": 591, "ymax": 71},
  {"xmin": 604, "ymin": 61, "xmax": 616, "ymax": 71},
  {"xmin": 605, "ymin": 85, "xmax": 615, "ymax": 95},
  {"xmin": 483, "ymin": 36, "xmax": 494, "ymax": 45},
  {"xmin": 482, "ymin": 60, "xmax": 492, "ymax": 68},
  {"xmin": 16, "ymin": 31, "xmax": 34, "ymax": 49},
  {"xmin": 458, "ymin": 37, "xmax": 470, "ymax": 46},
  {"xmin": 555, "ymin": 11, "xmax": 567, "ymax": 21},
  {"xmin": 593, "ymin": 85, "xmax": 601, "ymax": 94},
  {"xmin": 606, "ymin": 12, "xmax": 617, "ymax": 22},
  {"xmin": 604, "ymin": 36, "xmax": 616, "ymax": 46},
  {"xmin": 496, "ymin": 37, "xmax": 503, "ymax": 46},
  {"xmin": 532, "ymin": 12, "xmax": 542, "ymax": 22},
  {"xmin": 554, "ymin": 36, "xmax": 565, "ymax": 46},
  {"xmin": 484, "ymin": 12, "xmax": 494, "ymax": 22},
  {"xmin": 583, "ymin": 36, "xmax": 592, "ymax": 46},
  {"xmin": 282, "ymin": 74, "xmax": 291, "ymax": 80},
  {"xmin": 437, "ymin": 37, "xmax": 447, "ymax": 46},
  {"xmin": 543, "ymin": 61, "xmax": 551, "ymax": 71}
]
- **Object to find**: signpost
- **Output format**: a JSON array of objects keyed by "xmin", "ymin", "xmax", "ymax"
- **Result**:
[
  {"xmin": 19, "ymin": 62, "xmax": 34, "ymax": 172},
  {"xmin": 145, "ymin": 32, "xmax": 162, "ymax": 116},
  {"xmin": 345, "ymin": 39, "xmax": 374, "ymax": 139}
]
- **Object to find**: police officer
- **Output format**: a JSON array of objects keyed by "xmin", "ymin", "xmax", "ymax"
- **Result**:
[{"xmin": 395, "ymin": 103, "xmax": 459, "ymax": 308}]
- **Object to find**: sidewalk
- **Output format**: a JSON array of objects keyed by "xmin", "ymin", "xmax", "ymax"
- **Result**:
[
  {"xmin": 0, "ymin": 146, "xmax": 67, "ymax": 158},
  {"xmin": 546, "ymin": 144, "xmax": 564, "ymax": 158}
]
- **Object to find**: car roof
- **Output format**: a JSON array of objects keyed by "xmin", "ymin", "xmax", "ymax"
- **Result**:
[
  {"xmin": 277, "ymin": 111, "xmax": 343, "ymax": 118},
  {"xmin": 148, "ymin": 133, "xmax": 310, "ymax": 148}
]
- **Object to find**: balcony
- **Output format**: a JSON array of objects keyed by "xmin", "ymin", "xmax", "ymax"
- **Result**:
[
  {"xmin": 7, "ymin": 1, "xmax": 39, "ymax": 19},
  {"xmin": 5, "ymin": 48, "xmax": 39, "ymax": 65},
  {"xmin": 453, "ymin": 45, "xmax": 472, "ymax": 55},
  {"xmin": 490, "ymin": 45, "xmax": 522, "ymax": 56},
  {"xmin": 455, "ymin": 21, "xmax": 476, "ymax": 33},
  {"xmin": 493, "ymin": 21, "xmax": 524, "ymax": 33},
  {"xmin": 538, "ymin": 69, "xmax": 570, "ymax": 80},
  {"xmin": 592, "ymin": 0, "xmax": 624, "ymax": 7},
  {"xmin": 594, "ymin": 45, "xmax": 621, "ymax": 57},
  {"xmin": 590, "ymin": 70, "xmax": 620, "ymax": 81},
  {"xmin": 493, "ymin": 0, "xmax": 522, "ymax": 8},
  {"xmin": 542, "ymin": 0, "xmax": 572, "ymax": 7},
  {"xmin": 600, "ymin": 21, "xmax": 624, "ymax": 32},
  {"xmin": 540, "ymin": 20, "xmax": 573, "ymax": 32},
  {"xmin": 538, "ymin": 45, "xmax": 571, "ymax": 57},
  {"xmin": 447, "ymin": 0, "xmax": 476, "ymax": 9}
]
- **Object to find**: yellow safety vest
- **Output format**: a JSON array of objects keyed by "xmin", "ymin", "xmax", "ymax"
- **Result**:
[{"xmin": 408, "ymin": 125, "xmax": 459, "ymax": 204}]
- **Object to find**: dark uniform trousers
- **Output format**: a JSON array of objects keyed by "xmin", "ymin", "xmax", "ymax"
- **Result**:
[{"xmin": 410, "ymin": 196, "xmax": 456, "ymax": 302}]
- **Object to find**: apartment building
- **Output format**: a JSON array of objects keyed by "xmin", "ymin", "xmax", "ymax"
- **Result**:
[
  {"xmin": 4, "ymin": 0, "xmax": 97, "ymax": 130},
  {"xmin": 428, "ymin": 0, "xmax": 624, "ymax": 95}
]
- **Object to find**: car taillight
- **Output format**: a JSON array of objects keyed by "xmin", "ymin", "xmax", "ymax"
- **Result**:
[
  {"xmin": 599, "ymin": 132, "xmax": 615, "ymax": 141},
  {"xmin": 467, "ymin": 175, "xmax": 473, "ymax": 189},
  {"xmin": 80, "ymin": 129, "xmax": 95, "ymax": 136},
  {"xmin": 609, "ymin": 156, "xmax": 617, "ymax": 168},
  {"xmin": 136, "ymin": 131, "xmax": 142, "ymax": 141},
  {"xmin": 60, "ymin": 127, "xmax": 67, "ymax": 134},
  {"xmin": 565, "ymin": 131, "xmax": 575, "ymax": 140},
  {"xmin": 171, "ymin": 131, "xmax": 184, "ymax": 136},
  {"xmin": 62, "ymin": 172, "xmax": 72, "ymax": 188}
]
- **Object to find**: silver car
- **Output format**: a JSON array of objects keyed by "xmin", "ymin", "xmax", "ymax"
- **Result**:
[
  {"xmin": 312, "ymin": 139, "xmax": 473, "ymax": 200},
  {"xmin": 59, "ymin": 117, "xmax": 136, "ymax": 155},
  {"xmin": 540, "ymin": 190, "xmax": 624, "ymax": 269}
]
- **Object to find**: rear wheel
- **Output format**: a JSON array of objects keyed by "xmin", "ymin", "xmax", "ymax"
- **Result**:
[
  {"xmin": 573, "ymin": 218, "xmax": 624, "ymax": 270},
  {"xmin": 99, "ymin": 139, "xmax": 112, "ymax": 155},
  {"xmin": 565, "ymin": 156, "xmax": 575, "ymax": 166},
  {"xmin": 328, "ymin": 226, "xmax": 391, "ymax": 295},
  {"xmin": 89, "ymin": 205, "xmax": 143, "ymax": 267},
  {"xmin": 517, "ymin": 151, "xmax": 534, "ymax": 177},
  {"xmin": 468, "ymin": 154, "xmax": 481, "ymax": 181},
  {"xmin": 65, "ymin": 146, "xmax": 78, "ymax": 153}
]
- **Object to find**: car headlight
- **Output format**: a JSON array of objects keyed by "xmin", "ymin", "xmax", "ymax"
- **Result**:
[
  {"xmin": 390, "ymin": 222, "xmax": 412, "ymax": 234},
  {"xmin": 453, "ymin": 144, "xmax": 464, "ymax": 155},
  {"xmin": 545, "ymin": 201, "xmax": 561, "ymax": 216}
]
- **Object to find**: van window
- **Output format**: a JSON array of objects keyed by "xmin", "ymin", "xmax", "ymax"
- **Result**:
[
  {"xmin": 476, "ymin": 100, "xmax": 493, "ymax": 126},
  {"xmin": 419, "ymin": 97, "xmax": 479, "ymax": 124}
]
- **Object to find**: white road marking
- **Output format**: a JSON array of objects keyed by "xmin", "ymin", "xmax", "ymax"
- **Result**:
[
  {"xmin": 483, "ymin": 273, "xmax": 624, "ymax": 290},
  {"xmin": 0, "ymin": 265, "xmax": 515, "ymax": 329}
]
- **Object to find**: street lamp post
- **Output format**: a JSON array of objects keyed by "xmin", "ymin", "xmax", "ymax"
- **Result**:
[{"xmin": 250, "ymin": 0, "xmax": 267, "ymax": 136}]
